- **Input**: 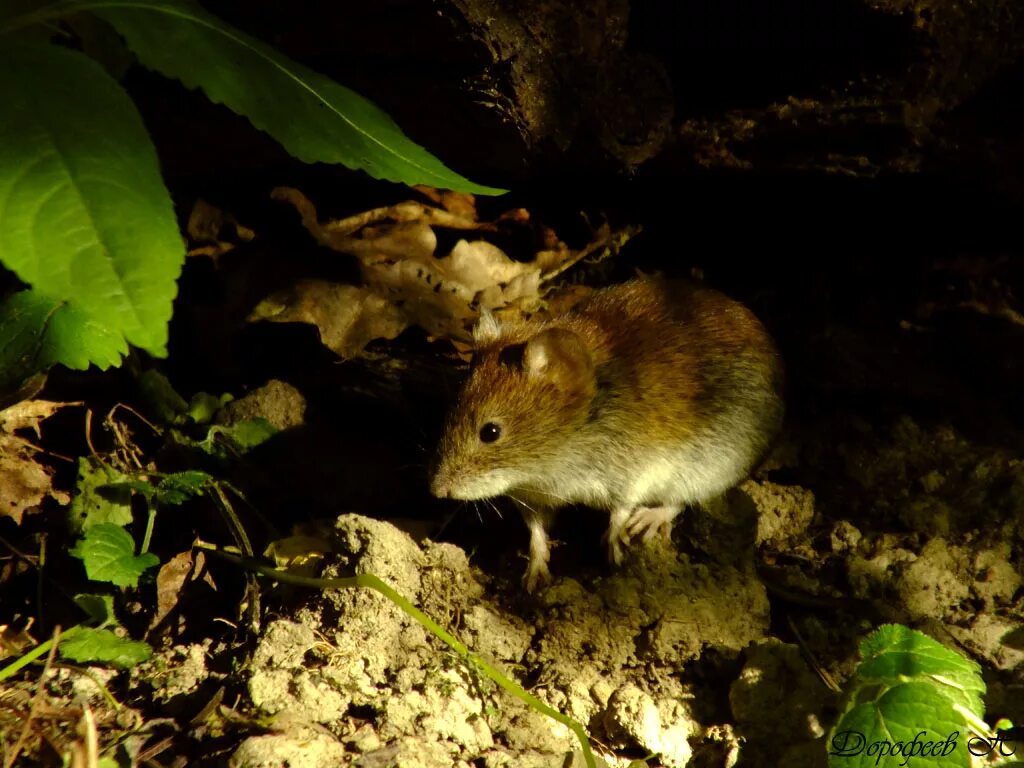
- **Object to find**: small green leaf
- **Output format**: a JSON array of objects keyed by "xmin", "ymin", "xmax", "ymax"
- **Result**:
[
  {"xmin": 857, "ymin": 625, "xmax": 985, "ymax": 716},
  {"xmin": 71, "ymin": 522, "xmax": 160, "ymax": 587},
  {"xmin": 186, "ymin": 391, "xmax": 230, "ymax": 425},
  {"xmin": 155, "ymin": 470, "xmax": 211, "ymax": 505},
  {"xmin": 198, "ymin": 418, "xmax": 277, "ymax": 459},
  {"xmin": 218, "ymin": 418, "xmax": 277, "ymax": 451},
  {"xmin": 70, "ymin": 457, "xmax": 134, "ymax": 533},
  {"xmin": 829, "ymin": 682, "xmax": 968, "ymax": 768},
  {"xmin": 73, "ymin": 593, "xmax": 118, "ymax": 627},
  {"xmin": 59, "ymin": 626, "xmax": 152, "ymax": 668},
  {"xmin": 0, "ymin": 40, "xmax": 184, "ymax": 363},
  {"xmin": 86, "ymin": 0, "xmax": 504, "ymax": 194}
]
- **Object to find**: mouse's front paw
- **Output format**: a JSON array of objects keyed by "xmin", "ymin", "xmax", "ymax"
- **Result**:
[{"xmin": 626, "ymin": 505, "xmax": 680, "ymax": 542}]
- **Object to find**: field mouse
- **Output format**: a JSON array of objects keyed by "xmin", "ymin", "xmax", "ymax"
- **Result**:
[{"xmin": 431, "ymin": 277, "xmax": 784, "ymax": 590}]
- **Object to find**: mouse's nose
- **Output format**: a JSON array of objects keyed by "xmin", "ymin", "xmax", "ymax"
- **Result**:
[{"xmin": 431, "ymin": 474, "xmax": 451, "ymax": 498}]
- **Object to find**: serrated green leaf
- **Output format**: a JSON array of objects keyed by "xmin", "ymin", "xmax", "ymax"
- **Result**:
[
  {"xmin": 857, "ymin": 625, "xmax": 985, "ymax": 716},
  {"xmin": 155, "ymin": 470, "xmax": 211, "ymax": 505},
  {"xmin": 69, "ymin": 457, "xmax": 134, "ymax": 533},
  {"xmin": 73, "ymin": 593, "xmax": 118, "ymax": 627},
  {"xmin": 829, "ymin": 682, "xmax": 969, "ymax": 768},
  {"xmin": 71, "ymin": 522, "xmax": 159, "ymax": 587},
  {"xmin": 59, "ymin": 626, "xmax": 151, "ymax": 668},
  {"xmin": 0, "ymin": 39, "xmax": 183, "ymax": 362},
  {"xmin": 0, "ymin": 289, "xmax": 127, "ymax": 395},
  {"xmin": 78, "ymin": 0, "xmax": 504, "ymax": 195}
]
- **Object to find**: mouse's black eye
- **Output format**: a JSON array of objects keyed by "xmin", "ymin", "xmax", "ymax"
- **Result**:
[{"xmin": 479, "ymin": 422, "xmax": 502, "ymax": 443}]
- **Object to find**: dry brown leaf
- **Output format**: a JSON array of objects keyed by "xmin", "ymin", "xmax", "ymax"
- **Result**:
[
  {"xmin": 263, "ymin": 187, "xmax": 639, "ymax": 357},
  {"xmin": 273, "ymin": 187, "xmax": 488, "ymax": 244},
  {"xmin": 0, "ymin": 437, "xmax": 64, "ymax": 524},
  {"xmin": 0, "ymin": 399, "xmax": 72, "ymax": 435},
  {"xmin": 264, "ymin": 534, "xmax": 331, "ymax": 577},
  {"xmin": 186, "ymin": 198, "xmax": 255, "ymax": 260},
  {"xmin": 411, "ymin": 185, "xmax": 479, "ymax": 219},
  {"xmin": 0, "ymin": 620, "xmax": 37, "ymax": 660},
  {"xmin": 0, "ymin": 400, "xmax": 75, "ymax": 523},
  {"xmin": 150, "ymin": 549, "xmax": 215, "ymax": 633},
  {"xmin": 249, "ymin": 281, "xmax": 408, "ymax": 358}
]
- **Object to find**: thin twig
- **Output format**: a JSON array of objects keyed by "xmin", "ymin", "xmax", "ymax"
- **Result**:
[{"xmin": 4, "ymin": 625, "xmax": 63, "ymax": 768}]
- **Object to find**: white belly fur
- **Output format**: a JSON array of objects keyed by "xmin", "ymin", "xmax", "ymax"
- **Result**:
[{"xmin": 518, "ymin": 426, "xmax": 757, "ymax": 512}]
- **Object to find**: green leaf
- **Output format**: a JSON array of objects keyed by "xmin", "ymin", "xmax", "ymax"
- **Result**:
[
  {"xmin": 85, "ymin": 0, "xmax": 504, "ymax": 195},
  {"xmin": 113, "ymin": 479, "xmax": 158, "ymax": 497},
  {"xmin": 0, "ymin": 1, "xmax": 58, "ymax": 28},
  {"xmin": 0, "ymin": 289, "xmax": 127, "ymax": 395},
  {"xmin": 856, "ymin": 625, "xmax": 985, "ymax": 717},
  {"xmin": 59, "ymin": 626, "xmax": 152, "ymax": 668},
  {"xmin": 199, "ymin": 418, "xmax": 277, "ymax": 458},
  {"xmin": 69, "ymin": 457, "xmax": 134, "ymax": 534},
  {"xmin": 70, "ymin": 522, "xmax": 160, "ymax": 587},
  {"xmin": 829, "ymin": 682, "xmax": 968, "ymax": 768},
  {"xmin": 0, "ymin": 40, "xmax": 183, "ymax": 363},
  {"xmin": 73, "ymin": 593, "xmax": 118, "ymax": 627},
  {"xmin": 186, "ymin": 391, "xmax": 230, "ymax": 425},
  {"xmin": 216, "ymin": 418, "xmax": 277, "ymax": 451},
  {"xmin": 155, "ymin": 470, "xmax": 211, "ymax": 505}
]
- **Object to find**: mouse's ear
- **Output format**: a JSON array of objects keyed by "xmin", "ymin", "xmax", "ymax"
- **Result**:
[
  {"xmin": 523, "ymin": 328, "xmax": 593, "ymax": 386},
  {"xmin": 473, "ymin": 308, "xmax": 502, "ymax": 344}
]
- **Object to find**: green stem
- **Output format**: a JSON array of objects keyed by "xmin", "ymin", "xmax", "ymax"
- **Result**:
[
  {"xmin": 140, "ymin": 504, "xmax": 156, "ymax": 554},
  {"xmin": 209, "ymin": 483, "xmax": 252, "ymax": 557},
  {"xmin": 202, "ymin": 545, "xmax": 597, "ymax": 768},
  {"xmin": 69, "ymin": 664, "xmax": 122, "ymax": 710}
]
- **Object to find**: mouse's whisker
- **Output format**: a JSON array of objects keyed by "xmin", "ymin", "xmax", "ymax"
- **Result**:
[
  {"xmin": 507, "ymin": 493, "xmax": 539, "ymax": 516},
  {"xmin": 471, "ymin": 500, "xmax": 485, "ymax": 523},
  {"xmin": 485, "ymin": 498, "xmax": 503, "ymax": 520}
]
